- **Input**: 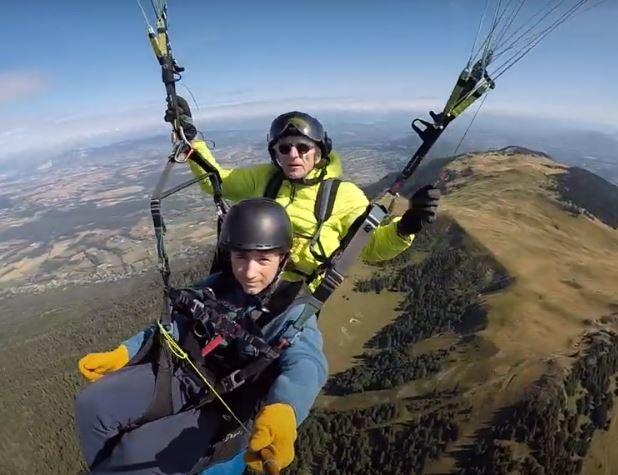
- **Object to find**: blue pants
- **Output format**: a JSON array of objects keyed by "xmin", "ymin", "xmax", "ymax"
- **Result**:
[{"xmin": 74, "ymin": 364, "xmax": 247, "ymax": 475}]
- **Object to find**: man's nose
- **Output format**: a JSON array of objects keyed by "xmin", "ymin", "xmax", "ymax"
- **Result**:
[
  {"xmin": 244, "ymin": 259, "xmax": 260, "ymax": 279},
  {"xmin": 288, "ymin": 146, "xmax": 300, "ymax": 159}
]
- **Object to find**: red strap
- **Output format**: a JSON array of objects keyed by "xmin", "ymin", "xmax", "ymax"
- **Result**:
[{"xmin": 201, "ymin": 334, "xmax": 224, "ymax": 357}]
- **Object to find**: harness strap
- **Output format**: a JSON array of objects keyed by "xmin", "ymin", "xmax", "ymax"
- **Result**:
[{"xmin": 263, "ymin": 171, "xmax": 341, "ymax": 279}]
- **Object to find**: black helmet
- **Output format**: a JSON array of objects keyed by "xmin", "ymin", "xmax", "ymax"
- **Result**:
[
  {"xmin": 268, "ymin": 111, "xmax": 332, "ymax": 158},
  {"xmin": 218, "ymin": 198, "xmax": 293, "ymax": 252}
]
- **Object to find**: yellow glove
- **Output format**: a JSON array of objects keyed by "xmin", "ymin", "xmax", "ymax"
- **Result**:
[
  {"xmin": 246, "ymin": 403, "xmax": 297, "ymax": 473},
  {"xmin": 78, "ymin": 345, "xmax": 130, "ymax": 382}
]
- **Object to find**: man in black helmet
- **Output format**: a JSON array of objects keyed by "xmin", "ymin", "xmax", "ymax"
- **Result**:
[
  {"xmin": 167, "ymin": 98, "xmax": 440, "ymax": 290},
  {"xmin": 75, "ymin": 198, "xmax": 327, "ymax": 474}
]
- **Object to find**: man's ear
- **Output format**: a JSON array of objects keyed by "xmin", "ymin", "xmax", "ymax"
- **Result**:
[{"xmin": 314, "ymin": 149, "xmax": 322, "ymax": 163}]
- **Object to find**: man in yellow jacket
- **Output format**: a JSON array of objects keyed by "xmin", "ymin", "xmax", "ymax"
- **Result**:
[{"xmin": 168, "ymin": 98, "xmax": 440, "ymax": 289}]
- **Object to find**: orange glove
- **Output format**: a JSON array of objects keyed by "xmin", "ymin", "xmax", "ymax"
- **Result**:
[
  {"xmin": 78, "ymin": 345, "xmax": 130, "ymax": 382},
  {"xmin": 245, "ymin": 403, "xmax": 297, "ymax": 473}
]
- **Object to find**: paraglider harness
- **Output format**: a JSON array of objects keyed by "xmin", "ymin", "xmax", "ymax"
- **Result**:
[
  {"xmin": 138, "ymin": 0, "xmax": 494, "ymax": 450},
  {"xmin": 124, "ymin": 273, "xmax": 308, "ymax": 471},
  {"xmin": 134, "ymin": 1, "xmax": 602, "ymax": 471}
]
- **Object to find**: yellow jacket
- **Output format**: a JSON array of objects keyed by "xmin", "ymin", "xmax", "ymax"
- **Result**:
[{"xmin": 188, "ymin": 140, "xmax": 414, "ymax": 288}]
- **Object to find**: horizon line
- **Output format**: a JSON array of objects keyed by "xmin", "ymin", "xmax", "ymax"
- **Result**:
[{"xmin": 1, "ymin": 96, "xmax": 616, "ymax": 163}]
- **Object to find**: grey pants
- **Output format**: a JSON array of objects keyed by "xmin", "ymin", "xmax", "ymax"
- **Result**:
[{"xmin": 74, "ymin": 364, "xmax": 229, "ymax": 475}]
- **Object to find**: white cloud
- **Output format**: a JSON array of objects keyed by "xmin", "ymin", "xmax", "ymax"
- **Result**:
[
  {"xmin": 0, "ymin": 70, "xmax": 48, "ymax": 103},
  {"xmin": 0, "ymin": 106, "xmax": 168, "ymax": 161},
  {"xmin": 0, "ymin": 96, "xmax": 444, "ymax": 162},
  {"xmin": 0, "ymin": 94, "xmax": 615, "ymax": 163}
]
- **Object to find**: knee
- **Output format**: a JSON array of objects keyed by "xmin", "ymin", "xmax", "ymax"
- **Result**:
[{"xmin": 74, "ymin": 383, "xmax": 107, "ymax": 430}]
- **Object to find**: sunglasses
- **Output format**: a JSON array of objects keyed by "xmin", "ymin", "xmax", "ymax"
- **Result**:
[{"xmin": 276, "ymin": 142, "xmax": 313, "ymax": 155}]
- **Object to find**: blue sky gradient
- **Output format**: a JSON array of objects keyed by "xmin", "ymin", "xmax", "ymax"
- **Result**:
[{"xmin": 1, "ymin": 0, "xmax": 616, "ymax": 160}]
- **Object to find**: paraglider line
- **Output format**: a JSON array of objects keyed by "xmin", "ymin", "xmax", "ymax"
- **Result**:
[
  {"xmin": 136, "ymin": 0, "xmax": 153, "ymax": 29},
  {"xmin": 468, "ymin": 0, "xmax": 491, "ymax": 68}
]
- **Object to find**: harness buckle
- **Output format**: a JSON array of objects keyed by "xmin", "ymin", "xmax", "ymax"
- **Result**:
[
  {"xmin": 287, "ymin": 330, "xmax": 302, "ymax": 346},
  {"xmin": 219, "ymin": 369, "xmax": 245, "ymax": 393},
  {"xmin": 190, "ymin": 298, "xmax": 205, "ymax": 315},
  {"xmin": 273, "ymin": 322, "xmax": 302, "ymax": 351}
]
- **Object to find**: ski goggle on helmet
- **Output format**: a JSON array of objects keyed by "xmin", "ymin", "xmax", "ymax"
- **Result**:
[{"xmin": 267, "ymin": 111, "xmax": 332, "ymax": 158}]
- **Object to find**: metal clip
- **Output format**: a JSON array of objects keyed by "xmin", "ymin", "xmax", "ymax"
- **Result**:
[
  {"xmin": 190, "ymin": 298, "xmax": 204, "ymax": 315},
  {"xmin": 219, "ymin": 369, "xmax": 245, "ymax": 393}
]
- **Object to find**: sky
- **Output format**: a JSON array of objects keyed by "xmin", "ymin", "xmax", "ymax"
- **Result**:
[{"xmin": 1, "ymin": 0, "xmax": 617, "ymax": 162}]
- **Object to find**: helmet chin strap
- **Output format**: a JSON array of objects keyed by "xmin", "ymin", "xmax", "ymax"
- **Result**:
[{"xmin": 255, "ymin": 253, "xmax": 291, "ymax": 310}]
